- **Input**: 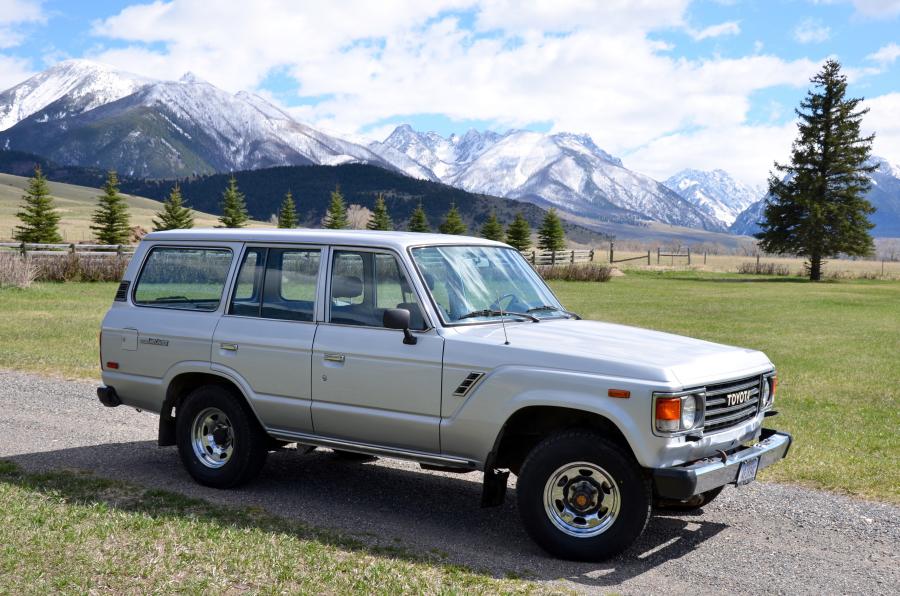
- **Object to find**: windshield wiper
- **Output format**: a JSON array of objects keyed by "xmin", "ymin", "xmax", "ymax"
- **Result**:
[
  {"xmin": 458, "ymin": 309, "xmax": 540, "ymax": 322},
  {"xmin": 527, "ymin": 305, "xmax": 581, "ymax": 319}
]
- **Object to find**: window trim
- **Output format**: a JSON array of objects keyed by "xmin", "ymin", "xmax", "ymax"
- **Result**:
[
  {"xmin": 223, "ymin": 243, "xmax": 326, "ymax": 324},
  {"xmin": 323, "ymin": 245, "xmax": 434, "ymax": 332},
  {"xmin": 406, "ymin": 243, "xmax": 567, "ymax": 328},
  {"xmin": 131, "ymin": 244, "xmax": 234, "ymax": 313}
]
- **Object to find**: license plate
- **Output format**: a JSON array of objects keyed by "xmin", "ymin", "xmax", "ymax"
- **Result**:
[{"xmin": 736, "ymin": 457, "xmax": 759, "ymax": 485}]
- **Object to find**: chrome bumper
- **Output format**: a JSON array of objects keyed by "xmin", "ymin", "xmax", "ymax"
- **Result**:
[{"xmin": 652, "ymin": 428, "xmax": 792, "ymax": 499}]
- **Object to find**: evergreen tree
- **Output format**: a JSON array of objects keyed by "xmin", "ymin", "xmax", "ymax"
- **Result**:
[
  {"xmin": 13, "ymin": 166, "xmax": 62, "ymax": 243},
  {"xmin": 323, "ymin": 185, "xmax": 349, "ymax": 229},
  {"xmin": 218, "ymin": 176, "xmax": 249, "ymax": 228},
  {"xmin": 367, "ymin": 193, "xmax": 394, "ymax": 230},
  {"xmin": 152, "ymin": 184, "xmax": 194, "ymax": 231},
  {"xmin": 756, "ymin": 59, "xmax": 876, "ymax": 281},
  {"xmin": 90, "ymin": 170, "xmax": 131, "ymax": 245},
  {"xmin": 439, "ymin": 202, "xmax": 467, "ymax": 235},
  {"xmin": 479, "ymin": 211, "xmax": 505, "ymax": 242},
  {"xmin": 407, "ymin": 202, "xmax": 430, "ymax": 232},
  {"xmin": 277, "ymin": 190, "xmax": 298, "ymax": 228},
  {"xmin": 538, "ymin": 208, "xmax": 566, "ymax": 252},
  {"xmin": 505, "ymin": 213, "xmax": 532, "ymax": 251}
]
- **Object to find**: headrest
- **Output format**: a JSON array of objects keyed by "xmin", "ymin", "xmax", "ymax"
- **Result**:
[{"xmin": 332, "ymin": 275, "xmax": 363, "ymax": 299}]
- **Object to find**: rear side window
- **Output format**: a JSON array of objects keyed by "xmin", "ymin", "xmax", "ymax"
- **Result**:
[
  {"xmin": 228, "ymin": 247, "xmax": 321, "ymax": 321},
  {"xmin": 133, "ymin": 247, "xmax": 232, "ymax": 311}
]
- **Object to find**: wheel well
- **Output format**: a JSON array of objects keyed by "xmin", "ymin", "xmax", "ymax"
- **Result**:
[
  {"xmin": 157, "ymin": 372, "xmax": 251, "ymax": 446},
  {"xmin": 492, "ymin": 406, "xmax": 632, "ymax": 475}
]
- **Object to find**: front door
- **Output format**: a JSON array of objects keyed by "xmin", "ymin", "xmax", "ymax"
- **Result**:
[
  {"xmin": 311, "ymin": 248, "xmax": 443, "ymax": 453},
  {"xmin": 212, "ymin": 245, "xmax": 323, "ymax": 434}
]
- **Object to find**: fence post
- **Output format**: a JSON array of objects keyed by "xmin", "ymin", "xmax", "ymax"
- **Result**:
[
  {"xmin": 589, "ymin": 249, "xmax": 594, "ymax": 262},
  {"xmin": 609, "ymin": 242, "xmax": 614, "ymax": 264},
  {"xmin": 704, "ymin": 250, "xmax": 707, "ymax": 265},
  {"xmin": 570, "ymin": 250, "xmax": 575, "ymax": 264},
  {"xmin": 646, "ymin": 250, "xmax": 650, "ymax": 266},
  {"xmin": 20, "ymin": 241, "xmax": 26, "ymax": 257},
  {"xmin": 687, "ymin": 247, "xmax": 691, "ymax": 265},
  {"xmin": 531, "ymin": 250, "xmax": 536, "ymax": 265},
  {"xmin": 657, "ymin": 247, "xmax": 660, "ymax": 264},
  {"xmin": 756, "ymin": 253, "xmax": 761, "ymax": 273},
  {"xmin": 551, "ymin": 250, "xmax": 556, "ymax": 266},
  {"xmin": 70, "ymin": 243, "xmax": 76, "ymax": 255},
  {"xmin": 116, "ymin": 244, "xmax": 123, "ymax": 257}
]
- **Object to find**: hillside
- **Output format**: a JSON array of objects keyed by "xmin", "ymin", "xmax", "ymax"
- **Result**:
[{"xmin": 0, "ymin": 174, "xmax": 264, "ymax": 242}]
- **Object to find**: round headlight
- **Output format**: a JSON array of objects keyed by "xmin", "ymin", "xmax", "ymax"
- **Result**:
[
  {"xmin": 681, "ymin": 395, "xmax": 698, "ymax": 429},
  {"xmin": 761, "ymin": 377, "xmax": 772, "ymax": 408}
]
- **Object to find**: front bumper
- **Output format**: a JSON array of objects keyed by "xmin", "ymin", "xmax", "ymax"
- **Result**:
[{"xmin": 652, "ymin": 428, "xmax": 792, "ymax": 499}]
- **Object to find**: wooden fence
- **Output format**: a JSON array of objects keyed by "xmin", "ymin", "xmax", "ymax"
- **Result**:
[
  {"xmin": 523, "ymin": 249, "xmax": 594, "ymax": 265},
  {"xmin": 0, "ymin": 242, "xmax": 136, "ymax": 257}
]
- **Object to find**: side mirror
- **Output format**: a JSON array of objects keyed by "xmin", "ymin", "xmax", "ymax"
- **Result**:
[{"xmin": 383, "ymin": 308, "xmax": 417, "ymax": 345}]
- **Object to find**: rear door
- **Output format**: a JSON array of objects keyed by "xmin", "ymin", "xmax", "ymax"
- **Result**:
[
  {"xmin": 310, "ymin": 247, "xmax": 443, "ymax": 452},
  {"xmin": 211, "ymin": 245, "xmax": 324, "ymax": 434}
]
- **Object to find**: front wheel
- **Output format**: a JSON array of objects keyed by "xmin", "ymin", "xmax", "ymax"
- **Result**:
[
  {"xmin": 176, "ymin": 385, "xmax": 268, "ymax": 488},
  {"xmin": 517, "ymin": 431, "xmax": 651, "ymax": 561}
]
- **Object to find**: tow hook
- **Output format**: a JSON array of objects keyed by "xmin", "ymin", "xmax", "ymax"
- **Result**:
[{"xmin": 97, "ymin": 386, "xmax": 121, "ymax": 407}]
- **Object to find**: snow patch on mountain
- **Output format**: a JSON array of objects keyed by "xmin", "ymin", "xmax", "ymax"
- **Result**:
[
  {"xmin": 664, "ymin": 169, "xmax": 763, "ymax": 227},
  {"xmin": 0, "ymin": 59, "xmax": 149, "ymax": 131}
]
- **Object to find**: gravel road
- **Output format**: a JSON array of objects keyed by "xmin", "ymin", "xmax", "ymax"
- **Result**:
[{"xmin": 1, "ymin": 369, "xmax": 897, "ymax": 595}]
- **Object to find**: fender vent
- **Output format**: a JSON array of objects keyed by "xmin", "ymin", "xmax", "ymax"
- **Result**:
[
  {"xmin": 114, "ymin": 280, "xmax": 131, "ymax": 302},
  {"xmin": 453, "ymin": 372, "xmax": 485, "ymax": 397}
]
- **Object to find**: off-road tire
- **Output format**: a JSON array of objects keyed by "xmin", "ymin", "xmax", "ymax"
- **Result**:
[
  {"xmin": 176, "ymin": 385, "xmax": 268, "ymax": 488},
  {"xmin": 517, "ymin": 430, "xmax": 651, "ymax": 561}
]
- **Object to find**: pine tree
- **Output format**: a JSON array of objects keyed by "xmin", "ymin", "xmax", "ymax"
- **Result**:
[
  {"xmin": 90, "ymin": 170, "xmax": 131, "ymax": 245},
  {"xmin": 218, "ymin": 176, "xmax": 249, "ymax": 228},
  {"xmin": 278, "ymin": 190, "xmax": 298, "ymax": 228},
  {"xmin": 367, "ymin": 193, "xmax": 393, "ymax": 230},
  {"xmin": 13, "ymin": 166, "xmax": 62, "ymax": 243},
  {"xmin": 407, "ymin": 202, "xmax": 430, "ymax": 232},
  {"xmin": 439, "ymin": 202, "xmax": 467, "ymax": 235},
  {"xmin": 756, "ymin": 59, "xmax": 876, "ymax": 281},
  {"xmin": 152, "ymin": 184, "xmax": 194, "ymax": 231},
  {"xmin": 538, "ymin": 208, "xmax": 566, "ymax": 252},
  {"xmin": 323, "ymin": 185, "xmax": 349, "ymax": 229},
  {"xmin": 505, "ymin": 213, "xmax": 532, "ymax": 251},
  {"xmin": 479, "ymin": 211, "xmax": 505, "ymax": 242}
]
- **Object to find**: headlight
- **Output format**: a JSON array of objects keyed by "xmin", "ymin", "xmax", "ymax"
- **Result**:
[
  {"xmin": 653, "ymin": 392, "xmax": 704, "ymax": 435},
  {"xmin": 761, "ymin": 373, "xmax": 776, "ymax": 410}
]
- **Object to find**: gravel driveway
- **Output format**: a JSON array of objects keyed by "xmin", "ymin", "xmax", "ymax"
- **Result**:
[{"xmin": 1, "ymin": 369, "xmax": 897, "ymax": 595}]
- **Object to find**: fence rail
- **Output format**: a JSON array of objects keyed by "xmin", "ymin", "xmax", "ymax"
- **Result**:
[
  {"xmin": 523, "ymin": 249, "xmax": 594, "ymax": 265},
  {"xmin": 0, "ymin": 242, "xmax": 135, "ymax": 257}
]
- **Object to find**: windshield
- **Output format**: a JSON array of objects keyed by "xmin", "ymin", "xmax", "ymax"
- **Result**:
[{"xmin": 410, "ymin": 245, "xmax": 568, "ymax": 324}]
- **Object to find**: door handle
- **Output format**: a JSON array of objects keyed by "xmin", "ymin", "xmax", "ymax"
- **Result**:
[
  {"xmin": 323, "ymin": 353, "xmax": 345, "ymax": 363},
  {"xmin": 220, "ymin": 343, "xmax": 239, "ymax": 352}
]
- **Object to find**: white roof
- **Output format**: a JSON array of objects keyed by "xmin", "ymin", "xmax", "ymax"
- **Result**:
[{"xmin": 143, "ymin": 228, "xmax": 508, "ymax": 250}]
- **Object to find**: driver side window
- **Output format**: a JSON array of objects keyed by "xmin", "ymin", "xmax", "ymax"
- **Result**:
[{"xmin": 328, "ymin": 250, "xmax": 427, "ymax": 330}]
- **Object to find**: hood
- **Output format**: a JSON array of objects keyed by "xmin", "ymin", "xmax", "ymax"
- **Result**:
[{"xmin": 443, "ymin": 318, "xmax": 772, "ymax": 388}]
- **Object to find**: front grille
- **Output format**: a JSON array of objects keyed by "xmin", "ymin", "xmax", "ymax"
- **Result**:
[{"xmin": 702, "ymin": 375, "xmax": 762, "ymax": 433}]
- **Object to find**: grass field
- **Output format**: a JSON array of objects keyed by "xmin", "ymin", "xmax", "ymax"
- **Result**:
[
  {"xmin": 0, "ymin": 173, "xmax": 266, "ymax": 242},
  {"xmin": 0, "ymin": 461, "xmax": 532, "ymax": 594},
  {"xmin": 0, "ymin": 273, "xmax": 897, "ymax": 504}
]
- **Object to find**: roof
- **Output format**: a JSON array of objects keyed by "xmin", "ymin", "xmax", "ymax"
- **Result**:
[{"xmin": 142, "ymin": 228, "xmax": 509, "ymax": 250}]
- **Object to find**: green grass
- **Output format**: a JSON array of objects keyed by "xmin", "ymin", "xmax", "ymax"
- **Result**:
[
  {"xmin": 554, "ymin": 270, "xmax": 900, "ymax": 503},
  {"xmin": 0, "ymin": 273, "xmax": 898, "ymax": 502},
  {"xmin": 0, "ymin": 461, "xmax": 536, "ymax": 594}
]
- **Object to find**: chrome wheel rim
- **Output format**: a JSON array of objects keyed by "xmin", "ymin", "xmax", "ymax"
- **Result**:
[
  {"xmin": 191, "ymin": 407, "xmax": 234, "ymax": 468},
  {"xmin": 543, "ymin": 461, "xmax": 620, "ymax": 538}
]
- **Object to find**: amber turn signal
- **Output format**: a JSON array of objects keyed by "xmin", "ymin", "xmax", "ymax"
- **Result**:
[
  {"xmin": 608, "ymin": 389, "xmax": 630, "ymax": 398},
  {"xmin": 655, "ymin": 397, "xmax": 681, "ymax": 421}
]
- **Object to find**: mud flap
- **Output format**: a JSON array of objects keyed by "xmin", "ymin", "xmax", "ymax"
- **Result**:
[{"xmin": 481, "ymin": 468, "xmax": 510, "ymax": 507}]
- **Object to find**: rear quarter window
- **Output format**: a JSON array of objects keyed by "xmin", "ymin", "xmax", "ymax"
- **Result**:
[{"xmin": 133, "ymin": 247, "xmax": 233, "ymax": 311}]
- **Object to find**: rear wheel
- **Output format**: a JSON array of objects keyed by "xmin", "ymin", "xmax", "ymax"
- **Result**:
[
  {"xmin": 176, "ymin": 385, "xmax": 268, "ymax": 488},
  {"xmin": 517, "ymin": 431, "xmax": 651, "ymax": 561}
]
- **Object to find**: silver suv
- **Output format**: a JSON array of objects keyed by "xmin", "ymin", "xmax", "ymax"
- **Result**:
[{"xmin": 98, "ymin": 229, "xmax": 791, "ymax": 560}]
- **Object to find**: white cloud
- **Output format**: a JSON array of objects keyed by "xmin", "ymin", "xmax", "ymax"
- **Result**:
[
  {"xmin": 0, "ymin": 54, "xmax": 34, "ymax": 89},
  {"xmin": 0, "ymin": 0, "xmax": 45, "ymax": 49},
  {"xmin": 687, "ymin": 20, "xmax": 741, "ymax": 41},
  {"xmin": 793, "ymin": 18, "xmax": 831, "ymax": 43},
  {"xmin": 848, "ymin": 0, "xmax": 900, "ymax": 17},
  {"xmin": 864, "ymin": 93, "xmax": 900, "ymax": 166},
  {"xmin": 866, "ymin": 42, "xmax": 900, "ymax": 66}
]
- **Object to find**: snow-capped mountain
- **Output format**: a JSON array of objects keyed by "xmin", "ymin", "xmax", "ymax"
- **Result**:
[
  {"xmin": 729, "ymin": 157, "xmax": 900, "ymax": 237},
  {"xmin": 370, "ymin": 126, "xmax": 723, "ymax": 230},
  {"xmin": 0, "ymin": 60, "xmax": 148, "ymax": 132},
  {"xmin": 0, "ymin": 61, "xmax": 394, "ymax": 178},
  {"xmin": 664, "ymin": 169, "xmax": 763, "ymax": 227}
]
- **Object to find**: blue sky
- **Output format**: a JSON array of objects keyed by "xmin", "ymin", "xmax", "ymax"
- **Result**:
[{"xmin": 1, "ymin": 0, "xmax": 898, "ymax": 185}]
